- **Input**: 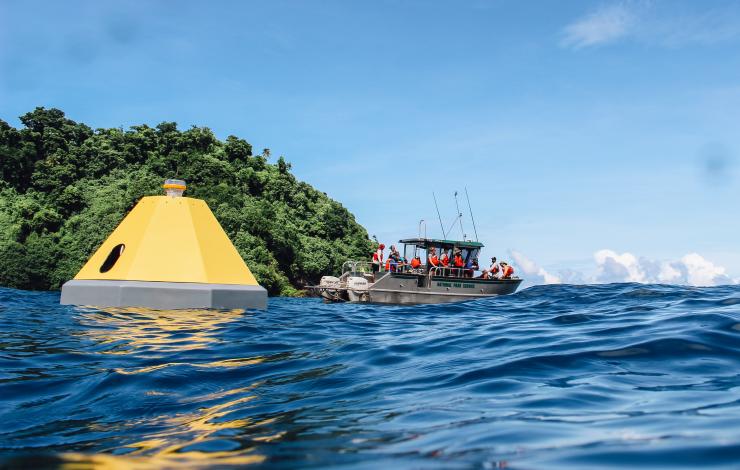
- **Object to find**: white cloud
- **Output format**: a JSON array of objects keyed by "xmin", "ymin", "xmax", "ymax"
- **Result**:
[
  {"xmin": 509, "ymin": 250, "xmax": 561, "ymax": 285},
  {"xmin": 593, "ymin": 249, "xmax": 735, "ymax": 286},
  {"xmin": 681, "ymin": 253, "xmax": 732, "ymax": 286},
  {"xmin": 509, "ymin": 249, "xmax": 737, "ymax": 287},
  {"xmin": 594, "ymin": 249, "xmax": 646, "ymax": 283},
  {"xmin": 561, "ymin": 3, "xmax": 635, "ymax": 49}
]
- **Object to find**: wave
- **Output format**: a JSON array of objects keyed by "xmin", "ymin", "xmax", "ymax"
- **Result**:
[{"xmin": 0, "ymin": 283, "xmax": 739, "ymax": 468}]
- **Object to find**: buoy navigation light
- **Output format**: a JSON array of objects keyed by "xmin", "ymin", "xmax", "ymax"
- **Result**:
[
  {"xmin": 60, "ymin": 179, "xmax": 268, "ymax": 310},
  {"xmin": 163, "ymin": 178, "xmax": 186, "ymax": 197}
]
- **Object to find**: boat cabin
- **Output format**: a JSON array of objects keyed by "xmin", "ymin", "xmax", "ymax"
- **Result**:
[{"xmin": 399, "ymin": 238, "xmax": 483, "ymax": 278}]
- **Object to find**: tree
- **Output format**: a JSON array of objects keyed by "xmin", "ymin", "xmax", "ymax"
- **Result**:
[{"xmin": 0, "ymin": 108, "xmax": 373, "ymax": 295}]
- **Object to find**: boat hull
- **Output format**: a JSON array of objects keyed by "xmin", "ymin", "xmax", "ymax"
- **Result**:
[
  {"xmin": 311, "ymin": 272, "xmax": 523, "ymax": 305},
  {"xmin": 366, "ymin": 273, "xmax": 522, "ymax": 305}
]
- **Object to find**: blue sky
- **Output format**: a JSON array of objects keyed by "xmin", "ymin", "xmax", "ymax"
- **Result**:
[{"xmin": 2, "ymin": 0, "xmax": 739, "ymax": 285}]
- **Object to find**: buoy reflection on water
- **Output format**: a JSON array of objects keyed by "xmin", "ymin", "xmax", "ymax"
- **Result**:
[{"xmin": 9, "ymin": 306, "xmax": 280, "ymax": 467}]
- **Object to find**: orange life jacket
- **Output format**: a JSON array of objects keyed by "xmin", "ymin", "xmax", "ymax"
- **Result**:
[
  {"xmin": 385, "ymin": 259, "xmax": 391, "ymax": 270},
  {"xmin": 492, "ymin": 264, "xmax": 500, "ymax": 274},
  {"xmin": 440, "ymin": 254, "xmax": 449, "ymax": 266},
  {"xmin": 411, "ymin": 258, "xmax": 421, "ymax": 268},
  {"xmin": 429, "ymin": 255, "xmax": 439, "ymax": 266},
  {"xmin": 503, "ymin": 265, "xmax": 514, "ymax": 278},
  {"xmin": 453, "ymin": 254, "xmax": 464, "ymax": 268}
]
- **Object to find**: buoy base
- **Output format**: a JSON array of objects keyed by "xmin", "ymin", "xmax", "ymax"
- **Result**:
[{"xmin": 60, "ymin": 280, "xmax": 267, "ymax": 310}]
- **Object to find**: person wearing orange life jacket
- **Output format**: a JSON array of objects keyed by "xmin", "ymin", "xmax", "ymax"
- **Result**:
[
  {"xmin": 372, "ymin": 243, "xmax": 385, "ymax": 273},
  {"xmin": 500, "ymin": 261, "xmax": 515, "ymax": 279},
  {"xmin": 410, "ymin": 256, "xmax": 422, "ymax": 269},
  {"xmin": 427, "ymin": 247, "xmax": 439, "ymax": 272},
  {"xmin": 437, "ymin": 250, "xmax": 451, "ymax": 277},
  {"xmin": 490, "ymin": 257, "xmax": 501, "ymax": 279},
  {"xmin": 453, "ymin": 249, "xmax": 465, "ymax": 277},
  {"xmin": 453, "ymin": 254, "xmax": 464, "ymax": 267},
  {"xmin": 481, "ymin": 257, "xmax": 499, "ymax": 279}
]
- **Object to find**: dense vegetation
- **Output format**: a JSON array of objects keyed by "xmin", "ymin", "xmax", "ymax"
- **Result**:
[{"xmin": 0, "ymin": 108, "xmax": 373, "ymax": 295}]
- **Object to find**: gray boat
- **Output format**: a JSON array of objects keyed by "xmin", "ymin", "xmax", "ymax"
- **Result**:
[{"xmin": 310, "ymin": 238, "xmax": 522, "ymax": 305}]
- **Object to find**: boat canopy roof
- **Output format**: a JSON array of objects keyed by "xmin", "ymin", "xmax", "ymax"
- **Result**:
[{"xmin": 398, "ymin": 238, "xmax": 484, "ymax": 249}]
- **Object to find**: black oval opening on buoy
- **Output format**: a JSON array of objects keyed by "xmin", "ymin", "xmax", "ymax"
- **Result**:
[{"xmin": 99, "ymin": 244, "xmax": 125, "ymax": 273}]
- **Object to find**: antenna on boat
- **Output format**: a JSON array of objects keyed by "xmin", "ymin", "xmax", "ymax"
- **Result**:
[
  {"xmin": 444, "ymin": 216, "xmax": 463, "ymax": 241},
  {"xmin": 454, "ymin": 191, "xmax": 466, "ymax": 240},
  {"xmin": 432, "ymin": 192, "xmax": 445, "ymax": 238},
  {"xmin": 417, "ymin": 219, "xmax": 426, "ymax": 258},
  {"xmin": 464, "ymin": 187, "xmax": 479, "ymax": 242}
]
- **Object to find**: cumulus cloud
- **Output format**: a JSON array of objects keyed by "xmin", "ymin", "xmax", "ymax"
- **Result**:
[
  {"xmin": 561, "ymin": 3, "xmax": 635, "ymax": 49},
  {"xmin": 594, "ymin": 249, "xmax": 645, "ymax": 283},
  {"xmin": 680, "ymin": 253, "xmax": 734, "ymax": 286},
  {"xmin": 509, "ymin": 250, "xmax": 561, "ymax": 285},
  {"xmin": 508, "ymin": 249, "xmax": 737, "ymax": 287},
  {"xmin": 594, "ymin": 249, "xmax": 735, "ymax": 286}
]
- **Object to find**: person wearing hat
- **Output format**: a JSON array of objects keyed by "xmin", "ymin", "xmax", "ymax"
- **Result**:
[
  {"xmin": 501, "ymin": 261, "xmax": 515, "ymax": 279},
  {"xmin": 481, "ymin": 256, "xmax": 500, "ymax": 279},
  {"xmin": 372, "ymin": 243, "xmax": 385, "ymax": 273},
  {"xmin": 453, "ymin": 248, "xmax": 465, "ymax": 276}
]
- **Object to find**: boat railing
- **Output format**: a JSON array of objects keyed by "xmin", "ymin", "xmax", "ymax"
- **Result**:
[
  {"xmin": 342, "ymin": 260, "xmax": 418, "ymax": 275},
  {"xmin": 342, "ymin": 260, "xmax": 373, "ymax": 275},
  {"xmin": 427, "ymin": 266, "xmax": 475, "ymax": 279}
]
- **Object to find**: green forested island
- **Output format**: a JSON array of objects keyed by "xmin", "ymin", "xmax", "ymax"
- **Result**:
[{"xmin": 0, "ymin": 108, "xmax": 373, "ymax": 295}]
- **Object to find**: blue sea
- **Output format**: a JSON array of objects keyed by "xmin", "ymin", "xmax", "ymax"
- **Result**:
[{"xmin": 0, "ymin": 284, "xmax": 739, "ymax": 469}]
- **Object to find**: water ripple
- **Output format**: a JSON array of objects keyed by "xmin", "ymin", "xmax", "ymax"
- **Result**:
[{"xmin": 0, "ymin": 283, "xmax": 739, "ymax": 468}]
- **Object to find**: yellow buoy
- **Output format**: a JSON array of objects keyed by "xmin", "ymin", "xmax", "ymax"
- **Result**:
[{"xmin": 60, "ymin": 179, "xmax": 267, "ymax": 309}]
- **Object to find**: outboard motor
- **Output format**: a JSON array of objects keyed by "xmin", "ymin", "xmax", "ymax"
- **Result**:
[
  {"xmin": 347, "ymin": 276, "xmax": 369, "ymax": 302},
  {"xmin": 319, "ymin": 276, "xmax": 342, "ymax": 301}
]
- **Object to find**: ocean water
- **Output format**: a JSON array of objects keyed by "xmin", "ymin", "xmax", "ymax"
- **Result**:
[{"xmin": 0, "ymin": 284, "xmax": 739, "ymax": 469}]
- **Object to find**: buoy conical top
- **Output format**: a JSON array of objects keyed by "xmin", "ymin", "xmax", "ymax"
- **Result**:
[{"xmin": 61, "ymin": 180, "xmax": 267, "ymax": 310}]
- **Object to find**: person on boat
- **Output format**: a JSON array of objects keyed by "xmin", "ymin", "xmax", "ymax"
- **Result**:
[
  {"xmin": 466, "ymin": 257, "xmax": 479, "ymax": 277},
  {"xmin": 427, "ymin": 247, "xmax": 440, "ymax": 272},
  {"xmin": 410, "ymin": 256, "xmax": 422, "ymax": 269},
  {"xmin": 453, "ymin": 249, "xmax": 465, "ymax": 277},
  {"xmin": 481, "ymin": 257, "xmax": 500, "ymax": 279},
  {"xmin": 435, "ymin": 249, "xmax": 450, "ymax": 277},
  {"xmin": 388, "ymin": 245, "xmax": 401, "ymax": 272},
  {"xmin": 491, "ymin": 257, "xmax": 501, "ymax": 279},
  {"xmin": 501, "ymin": 262, "xmax": 515, "ymax": 279},
  {"xmin": 372, "ymin": 243, "xmax": 385, "ymax": 273}
]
